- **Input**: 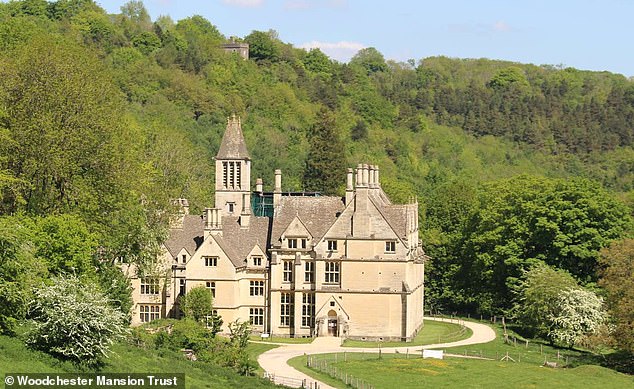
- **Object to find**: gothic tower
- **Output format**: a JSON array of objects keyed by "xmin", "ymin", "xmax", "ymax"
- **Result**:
[{"xmin": 215, "ymin": 115, "xmax": 251, "ymax": 217}]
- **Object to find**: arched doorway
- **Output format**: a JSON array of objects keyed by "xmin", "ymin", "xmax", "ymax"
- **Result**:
[{"xmin": 327, "ymin": 310, "xmax": 338, "ymax": 337}]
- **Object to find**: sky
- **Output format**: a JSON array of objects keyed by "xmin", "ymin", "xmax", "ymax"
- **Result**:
[{"xmin": 95, "ymin": 0, "xmax": 634, "ymax": 77}]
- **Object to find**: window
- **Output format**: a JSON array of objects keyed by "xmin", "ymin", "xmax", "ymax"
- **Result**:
[
  {"xmin": 385, "ymin": 241, "xmax": 396, "ymax": 253},
  {"xmin": 250, "ymin": 308, "xmax": 264, "ymax": 326},
  {"xmin": 304, "ymin": 261, "xmax": 314, "ymax": 282},
  {"xmin": 140, "ymin": 278, "xmax": 159, "ymax": 295},
  {"xmin": 280, "ymin": 293, "xmax": 294, "ymax": 326},
  {"xmin": 283, "ymin": 261, "xmax": 293, "ymax": 282},
  {"xmin": 327, "ymin": 240, "xmax": 338, "ymax": 251},
  {"xmin": 302, "ymin": 293, "xmax": 315, "ymax": 328},
  {"xmin": 204, "ymin": 256, "xmax": 218, "ymax": 267},
  {"xmin": 181, "ymin": 254, "xmax": 187, "ymax": 263},
  {"xmin": 179, "ymin": 279, "xmax": 185, "ymax": 296},
  {"xmin": 252, "ymin": 256, "xmax": 263, "ymax": 266},
  {"xmin": 301, "ymin": 239, "xmax": 307, "ymax": 249},
  {"xmin": 288, "ymin": 238, "xmax": 297, "ymax": 249},
  {"xmin": 325, "ymin": 262, "xmax": 340, "ymax": 284},
  {"xmin": 222, "ymin": 162, "xmax": 228, "ymax": 188},
  {"xmin": 206, "ymin": 281, "xmax": 216, "ymax": 298},
  {"xmin": 228, "ymin": 202, "xmax": 235, "ymax": 213},
  {"xmin": 250, "ymin": 280, "xmax": 264, "ymax": 296},
  {"xmin": 140, "ymin": 305, "xmax": 160, "ymax": 323}
]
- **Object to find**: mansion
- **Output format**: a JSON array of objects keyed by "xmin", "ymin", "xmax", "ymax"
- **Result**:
[{"xmin": 126, "ymin": 116, "xmax": 426, "ymax": 341}]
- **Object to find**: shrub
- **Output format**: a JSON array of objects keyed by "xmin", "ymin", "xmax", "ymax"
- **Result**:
[{"xmin": 26, "ymin": 275, "xmax": 128, "ymax": 366}]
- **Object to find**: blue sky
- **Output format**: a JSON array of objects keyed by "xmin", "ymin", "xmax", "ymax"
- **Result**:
[{"xmin": 95, "ymin": 0, "xmax": 633, "ymax": 76}]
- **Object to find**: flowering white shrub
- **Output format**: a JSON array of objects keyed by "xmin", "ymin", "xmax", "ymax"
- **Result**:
[
  {"xmin": 548, "ymin": 288, "xmax": 607, "ymax": 348},
  {"xmin": 27, "ymin": 275, "xmax": 129, "ymax": 365}
]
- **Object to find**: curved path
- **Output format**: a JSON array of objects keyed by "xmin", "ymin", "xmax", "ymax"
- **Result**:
[{"xmin": 257, "ymin": 318, "xmax": 496, "ymax": 388}]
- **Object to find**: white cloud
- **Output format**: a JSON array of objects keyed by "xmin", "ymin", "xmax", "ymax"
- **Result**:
[
  {"xmin": 493, "ymin": 21, "xmax": 511, "ymax": 32},
  {"xmin": 222, "ymin": 0, "xmax": 264, "ymax": 8},
  {"xmin": 299, "ymin": 40, "xmax": 366, "ymax": 62}
]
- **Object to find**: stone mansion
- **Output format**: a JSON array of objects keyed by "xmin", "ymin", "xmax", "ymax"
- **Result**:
[{"xmin": 126, "ymin": 116, "xmax": 426, "ymax": 341}]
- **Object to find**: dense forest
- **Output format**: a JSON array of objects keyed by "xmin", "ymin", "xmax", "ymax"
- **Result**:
[{"xmin": 0, "ymin": 0, "xmax": 632, "ymax": 364}]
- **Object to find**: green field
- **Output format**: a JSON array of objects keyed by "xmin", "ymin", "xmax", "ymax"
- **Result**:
[
  {"xmin": 289, "ymin": 353, "xmax": 633, "ymax": 389},
  {"xmin": 0, "ymin": 335, "xmax": 278, "ymax": 389},
  {"xmin": 342, "ymin": 319, "xmax": 472, "ymax": 348},
  {"xmin": 290, "ymin": 321, "xmax": 634, "ymax": 389}
]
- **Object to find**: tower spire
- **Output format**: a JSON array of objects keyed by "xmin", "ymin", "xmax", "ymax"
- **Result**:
[{"xmin": 216, "ymin": 114, "xmax": 250, "ymax": 160}]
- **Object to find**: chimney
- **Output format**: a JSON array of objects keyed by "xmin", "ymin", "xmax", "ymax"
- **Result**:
[
  {"xmin": 240, "ymin": 193, "xmax": 250, "ymax": 228},
  {"xmin": 353, "ymin": 163, "xmax": 371, "ymax": 237},
  {"xmin": 204, "ymin": 208, "xmax": 222, "ymax": 239},
  {"xmin": 256, "ymin": 178, "xmax": 263, "ymax": 193},
  {"xmin": 345, "ymin": 168, "xmax": 354, "ymax": 205},
  {"xmin": 375, "ymin": 165, "xmax": 380, "ymax": 188},
  {"xmin": 273, "ymin": 169, "xmax": 282, "ymax": 209},
  {"xmin": 368, "ymin": 165, "xmax": 376, "ymax": 188}
]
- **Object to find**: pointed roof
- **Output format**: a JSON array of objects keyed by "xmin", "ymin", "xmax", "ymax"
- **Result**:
[{"xmin": 216, "ymin": 114, "xmax": 250, "ymax": 159}]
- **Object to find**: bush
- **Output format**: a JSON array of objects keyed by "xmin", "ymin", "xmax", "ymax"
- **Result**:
[{"xmin": 26, "ymin": 275, "xmax": 128, "ymax": 366}]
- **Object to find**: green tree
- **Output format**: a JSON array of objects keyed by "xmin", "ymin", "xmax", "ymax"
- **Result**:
[
  {"xmin": 180, "ymin": 285, "xmax": 221, "ymax": 333},
  {"xmin": 350, "ymin": 47, "xmax": 387, "ymax": 74},
  {"xmin": 303, "ymin": 108, "xmax": 347, "ymax": 195},
  {"xmin": 512, "ymin": 263, "xmax": 579, "ymax": 337},
  {"xmin": 27, "ymin": 275, "xmax": 128, "ymax": 365},
  {"xmin": 244, "ymin": 30, "xmax": 280, "ymax": 62},
  {"xmin": 599, "ymin": 238, "xmax": 634, "ymax": 352},
  {"xmin": 350, "ymin": 119, "xmax": 368, "ymax": 141}
]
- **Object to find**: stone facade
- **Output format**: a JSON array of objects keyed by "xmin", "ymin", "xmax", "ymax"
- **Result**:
[{"xmin": 126, "ymin": 116, "xmax": 426, "ymax": 341}]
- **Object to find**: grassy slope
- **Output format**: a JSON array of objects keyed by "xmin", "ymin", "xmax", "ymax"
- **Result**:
[
  {"xmin": 0, "ymin": 335, "xmax": 278, "ymax": 389},
  {"xmin": 343, "ymin": 319, "xmax": 472, "ymax": 348}
]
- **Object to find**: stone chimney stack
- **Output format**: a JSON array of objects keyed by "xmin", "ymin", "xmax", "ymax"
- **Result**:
[
  {"xmin": 256, "ymin": 178, "xmax": 263, "ymax": 193},
  {"xmin": 273, "ymin": 169, "xmax": 282, "ymax": 209},
  {"xmin": 240, "ymin": 193, "xmax": 250, "ymax": 228},
  {"xmin": 204, "ymin": 208, "xmax": 222, "ymax": 239},
  {"xmin": 345, "ymin": 168, "xmax": 354, "ymax": 205},
  {"xmin": 368, "ymin": 165, "xmax": 376, "ymax": 188},
  {"xmin": 353, "ymin": 163, "xmax": 371, "ymax": 237},
  {"xmin": 375, "ymin": 165, "xmax": 380, "ymax": 188}
]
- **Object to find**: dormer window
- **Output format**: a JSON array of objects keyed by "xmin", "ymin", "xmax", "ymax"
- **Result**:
[
  {"xmin": 288, "ymin": 238, "xmax": 298, "ymax": 249},
  {"xmin": 301, "ymin": 238, "xmax": 307, "ymax": 249},
  {"xmin": 327, "ymin": 240, "xmax": 338, "ymax": 252},
  {"xmin": 252, "ymin": 256, "xmax": 263, "ymax": 266},
  {"xmin": 182, "ymin": 254, "xmax": 187, "ymax": 263},
  {"xmin": 385, "ymin": 241, "xmax": 396, "ymax": 253}
]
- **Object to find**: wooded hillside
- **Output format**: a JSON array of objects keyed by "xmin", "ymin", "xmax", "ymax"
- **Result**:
[{"xmin": 0, "ymin": 0, "xmax": 632, "ymax": 356}]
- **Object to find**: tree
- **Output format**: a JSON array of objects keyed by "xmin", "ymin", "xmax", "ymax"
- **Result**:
[
  {"xmin": 548, "ymin": 288, "xmax": 607, "ymax": 348},
  {"xmin": 458, "ymin": 175, "xmax": 631, "ymax": 313},
  {"xmin": 27, "ymin": 275, "xmax": 128, "ymax": 365},
  {"xmin": 180, "ymin": 285, "xmax": 221, "ymax": 333},
  {"xmin": 244, "ymin": 30, "xmax": 280, "ymax": 62},
  {"xmin": 350, "ymin": 47, "xmax": 387, "ymax": 75},
  {"xmin": 303, "ymin": 108, "xmax": 347, "ymax": 195},
  {"xmin": 599, "ymin": 239, "xmax": 634, "ymax": 352},
  {"xmin": 512, "ymin": 263, "xmax": 579, "ymax": 337},
  {"xmin": 350, "ymin": 119, "xmax": 368, "ymax": 141}
]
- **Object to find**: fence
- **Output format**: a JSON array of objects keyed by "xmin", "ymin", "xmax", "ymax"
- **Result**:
[
  {"xmin": 263, "ymin": 372, "xmax": 321, "ymax": 388},
  {"xmin": 306, "ymin": 354, "xmax": 375, "ymax": 389}
]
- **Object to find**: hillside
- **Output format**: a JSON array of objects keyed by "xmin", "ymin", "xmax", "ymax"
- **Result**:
[{"xmin": 0, "ymin": 0, "xmax": 632, "ymax": 373}]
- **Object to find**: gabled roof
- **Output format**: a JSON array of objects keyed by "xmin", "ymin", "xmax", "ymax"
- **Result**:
[
  {"xmin": 164, "ymin": 215, "xmax": 205, "ymax": 257},
  {"xmin": 216, "ymin": 115, "xmax": 250, "ymax": 160},
  {"xmin": 213, "ymin": 216, "xmax": 270, "ymax": 268},
  {"xmin": 271, "ymin": 196, "xmax": 344, "ymax": 244}
]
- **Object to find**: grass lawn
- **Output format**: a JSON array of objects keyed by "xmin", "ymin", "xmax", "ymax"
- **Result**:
[
  {"xmin": 289, "ymin": 353, "xmax": 633, "ymax": 389},
  {"xmin": 0, "ymin": 335, "xmax": 278, "ymax": 389},
  {"xmin": 342, "ymin": 319, "xmax": 472, "ymax": 348},
  {"xmin": 291, "ymin": 320, "xmax": 633, "ymax": 389}
]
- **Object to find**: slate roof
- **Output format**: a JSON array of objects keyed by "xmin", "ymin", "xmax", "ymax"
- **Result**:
[
  {"xmin": 378, "ymin": 202, "xmax": 408, "ymax": 240},
  {"xmin": 164, "ymin": 215, "xmax": 204, "ymax": 257},
  {"xmin": 213, "ymin": 216, "xmax": 270, "ymax": 268},
  {"xmin": 271, "ymin": 196, "xmax": 345, "ymax": 244},
  {"xmin": 216, "ymin": 116, "xmax": 250, "ymax": 159}
]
